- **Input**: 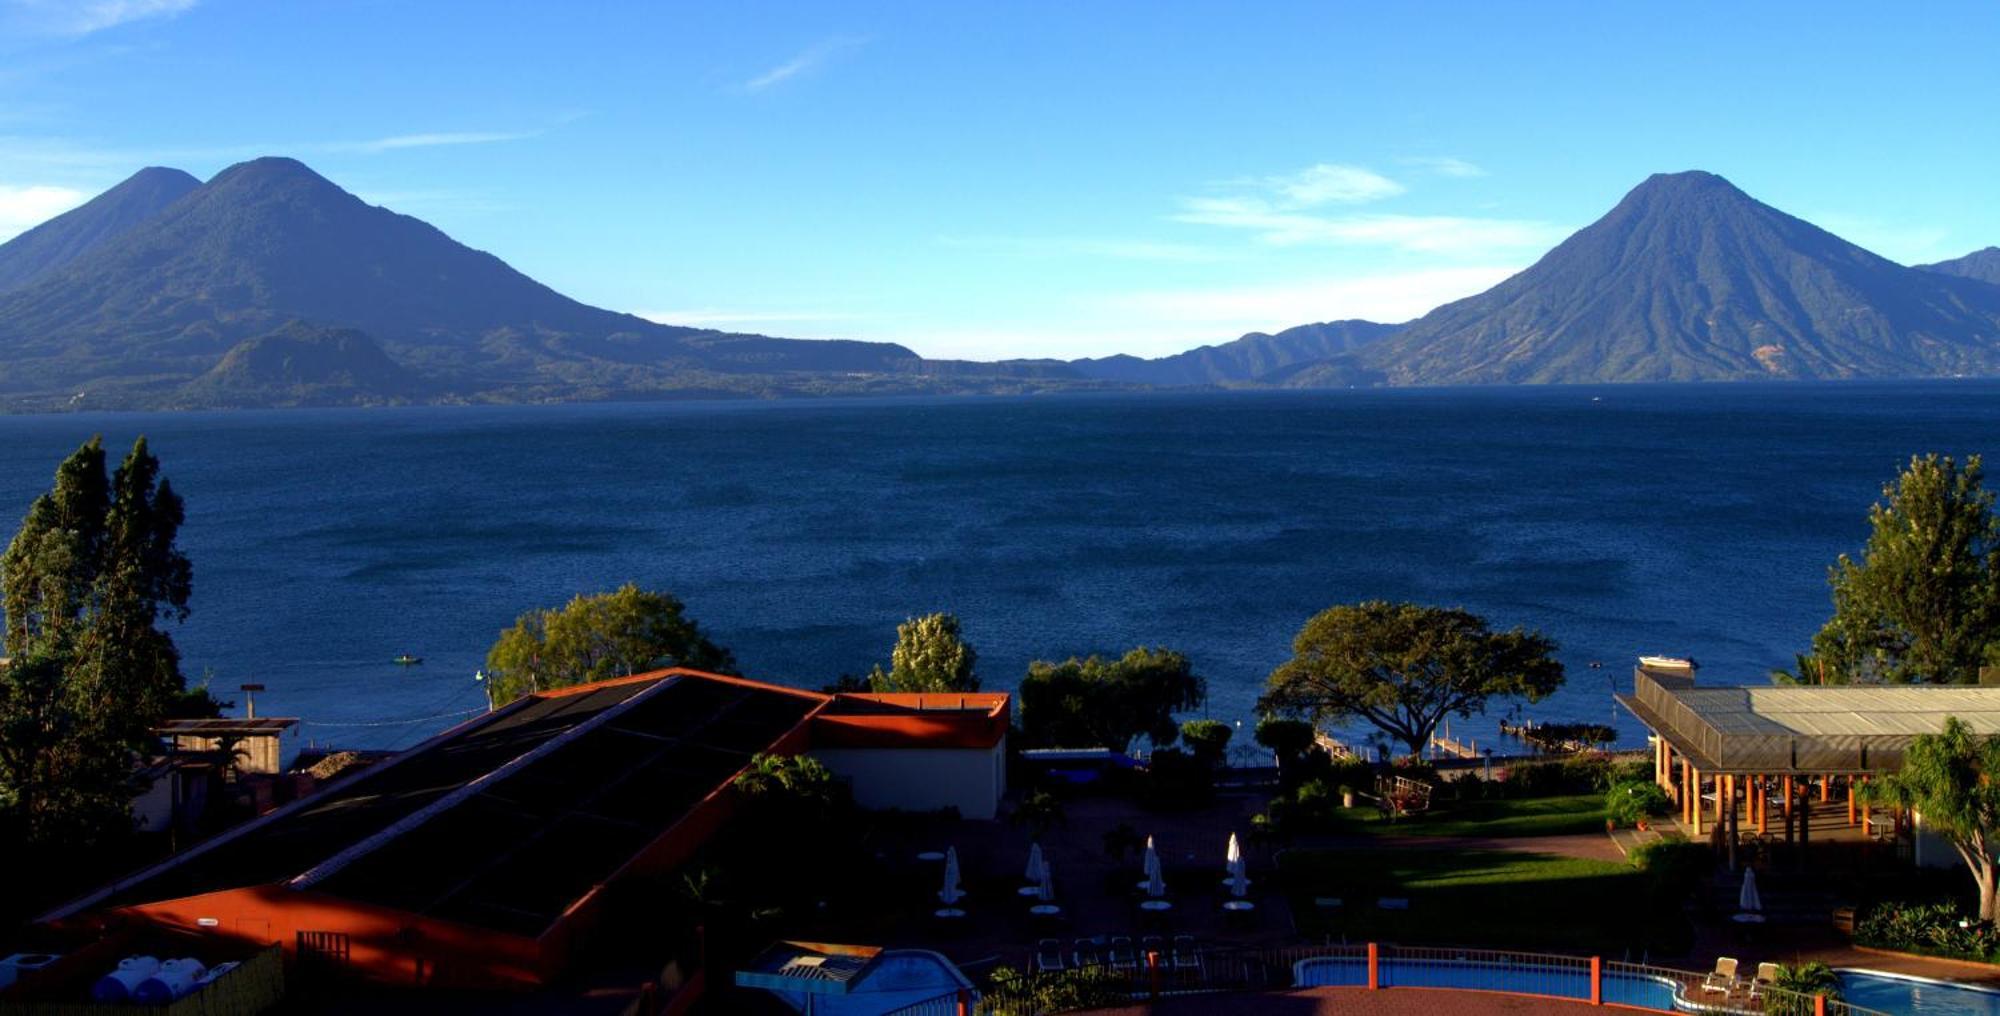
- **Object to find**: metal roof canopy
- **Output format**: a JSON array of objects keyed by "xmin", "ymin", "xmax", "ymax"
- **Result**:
[
  {"xmin": 736, "ymin": 941, "xmax": 885, "ymax": 995},
  {"xmin": 1617, "ymin": 665, "xmax": 2000, "ymax": 774}
]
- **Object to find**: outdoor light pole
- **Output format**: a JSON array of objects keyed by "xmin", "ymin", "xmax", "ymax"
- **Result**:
[
  {"xmin": 475, "ymin": 670, "xmax": 495, "ymax": 712},
  {"xmin": 240, "ymin": 683, "xmax": 264, "ymax": 720}
]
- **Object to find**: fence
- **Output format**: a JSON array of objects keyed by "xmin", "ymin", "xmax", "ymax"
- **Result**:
[{"xmin": 976, "ymin": 943, "xmax": 1895, "ymax": 1015}]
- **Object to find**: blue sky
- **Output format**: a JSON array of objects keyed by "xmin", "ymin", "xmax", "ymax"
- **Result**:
[{"xmin": 2, "ymin": 1, "xmax": 1997, "ymax": 360}]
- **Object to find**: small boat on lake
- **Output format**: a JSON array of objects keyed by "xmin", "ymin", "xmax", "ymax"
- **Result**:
[{"xmin": 393, "ymin": 654, "xmax": 423, "ymax": 666}]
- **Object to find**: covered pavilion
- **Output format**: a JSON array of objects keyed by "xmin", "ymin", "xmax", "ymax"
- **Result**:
[{"xmin": 1615, "ymin": 657, "xmax": 2000, "ymax": 866}]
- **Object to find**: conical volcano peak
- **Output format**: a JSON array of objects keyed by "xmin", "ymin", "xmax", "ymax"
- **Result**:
[
  {"xmin": 201, "ymin": 156, "xmax": 354, "ymax": 200},
  {"xmin": 1616, "ymin": 170, "xmax": 1755, "ymax": 210}
]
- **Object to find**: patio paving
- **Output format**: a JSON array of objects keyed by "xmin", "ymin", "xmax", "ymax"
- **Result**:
[{"xmin": 1082, "ymin": 985, "xmax": 1617, "ymax": 1014}]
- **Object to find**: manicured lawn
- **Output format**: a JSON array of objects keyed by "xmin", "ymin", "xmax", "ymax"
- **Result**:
[
  {"xmin": 1327, "ymin": 794, "xmax": 1609, "ymax": 839},
  {"xmin": 1280, "ymin": 847, "xmax": 1685, "ymax": 954}
]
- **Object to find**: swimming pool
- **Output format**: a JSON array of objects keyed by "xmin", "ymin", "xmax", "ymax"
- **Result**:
[{"xmin": 1837, "ymin": 969, "xmax": 2000, "ymax": 1015}]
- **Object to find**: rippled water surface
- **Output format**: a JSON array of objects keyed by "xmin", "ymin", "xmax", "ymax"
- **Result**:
[{"xmin": 3, "ymin": 381, "xmax": 1997, "ymax": 751}]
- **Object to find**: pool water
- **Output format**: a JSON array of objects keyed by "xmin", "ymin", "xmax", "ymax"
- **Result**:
[{"xmin": 1838, "ymin": 970, "xmax": 2000, "ymax": 1015}]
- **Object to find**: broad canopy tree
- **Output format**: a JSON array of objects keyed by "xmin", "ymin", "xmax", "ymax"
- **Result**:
[
  {"xmin": 1017, "ymin": 646, "xmax": 1205, "ymax": 752},
  {"xmin": 1, "ymin": 436, "xmax": 198, "ymax": 849},
  {"xmin": 1260, "ymin": 601, "xmax": 1563, "ymax": 758},
  {"xmin": 868, "ymin": 612, "xmax": 979, "ymax": 693},
  {"xmin": 1868, "ymin": 716, "xmax": 2000, "ymax": 920},
  {"xmin": 484, "ymin": 583, "xmax": 735, "ymax": 705},
  {"xmin": 1810, "ymin": 454, "xmax": 2000, "ymax": 684}
]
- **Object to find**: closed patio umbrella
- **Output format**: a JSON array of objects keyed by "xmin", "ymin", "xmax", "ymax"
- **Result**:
[
  {"xmin": 1140, "ymin": 835, "xmax": 1161, "ymax": 889},
  {"xmin": 1226, "ymin": 833, "xmax": 1250, "ymax": 898},
  {"xmin": 1039, "ymin": 860, "xmax": 1055, "ymax": 903},
  {"xmin": 1738, "ymin": 867, "xmax": 1762, "ymax": 914},
  {"xmin": 1025, "ymin": 843, "xmax": 1045, "ymax": 884},
  {"xmin": 939, "ymin": 846, "xmax": 965, "ymax": 907}
]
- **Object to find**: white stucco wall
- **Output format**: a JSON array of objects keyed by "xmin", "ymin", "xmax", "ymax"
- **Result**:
[{"xmin": 812, "ymin": 741, "xmax": 1006, "ymax": 820}]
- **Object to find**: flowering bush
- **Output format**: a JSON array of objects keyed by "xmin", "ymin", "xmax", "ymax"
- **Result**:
[
  {"xmin": 1604, "ymin": 780, "xmax": 1672, "ymax": 826},
  {"xmin": 1856, "ymin": 900, "xmax": 2000, "ymax": 961}
]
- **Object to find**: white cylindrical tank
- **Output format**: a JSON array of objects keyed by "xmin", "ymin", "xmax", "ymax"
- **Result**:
[
  {"xmin": 89, "ymin": 955, "xmax": 161, "ymax": 1002},
  {"xmin": 133, "ymin": 957, "xmax": 207, "ymax": 1004}
]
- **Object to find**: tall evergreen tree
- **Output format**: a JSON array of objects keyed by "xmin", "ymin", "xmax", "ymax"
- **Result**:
[
  {"xmin": 1811, "ymin": 454, "xmax": 2000, "ymax": 684},
  {"xmin": 0, "ymin": 436, "xmax": 195, "ymax": 849}
]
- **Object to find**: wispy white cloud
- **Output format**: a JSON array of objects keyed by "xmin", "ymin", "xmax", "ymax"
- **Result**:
[
  {"xmin": 938, "ymin": 234, "xmax": 1225, "ymax": 264},
  {"xmin": 872, "ymin": 266, "xmax": 1524, "ymax": 361},
  {"xmin": 1174, "ymin": 198, "xmax": 1561, "ymax": 253},
  {"xmin": 0, "ymin": 182, "xmax": 86, "ymax": 240},
  {"xmin": 5, "ymin": 0, "xmax": 196, "ymax": 37},
  {"xmin": 1401, "ymin": 155, "xmax": 1487, "ymax": 178},
  {"xmin": 327, "ymin": 130, "xmax": 540, "ymax": 154},
  {"xmin": 744, "ymin": 35, "xmax": 867, "ymax": 92},
  {"xmin": 1255, "ymin": 163, "xmax": 1405, "ymax": 206},
  {"xmin": 1100, "ymin": 266, "xmax": 1520, "ymax": 330}
]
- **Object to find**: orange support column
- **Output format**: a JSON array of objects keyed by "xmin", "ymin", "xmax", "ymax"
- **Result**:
[
  {"xmin": 1367, "ymin": 942, "xmax": 1379, "ymax": 990},
  {"xmin": 1783, "ymin": 776, "xmax": 1794, "ymax": 834},
  {"xmin": 1590, "ymin": 956, "xmax": 1602, "ymax": 1005},
  {"xmin": 1690, "ymin": 767, "xmax": 1703, "ymax": 837},
  {"xmin": 1681, "ymin": 762, "xmax": 1691, "ymax": 823},
  {"xmin": 1756, "ymin": 775, "xmax": 1767, "ymax": 835},
  {"xmin": 1848, "ymin": 777, "xmax": 1858, "ymax": 826},
  {"xmin": 1820, "ymin": 775, "xmax": 1831, "ymax": 803}
]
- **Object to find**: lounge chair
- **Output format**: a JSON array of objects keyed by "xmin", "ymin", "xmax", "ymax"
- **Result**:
[
  {"xmin": 1171, "ymin": 934, "xmax": 1200, "ymax": 971},
  {"xmin": 1072, "ymin": 938, "xmax": 1102, "ymax": 968},
  {"xmin": 1034, "ymin": 938, "xmax": 1065, "ymax": 973},
  {"xmin": 1140, "ymin": 934, "xmax": 1165, "ymax": 966},
  {"xmin": 1109, "ymin": 936, "xmax": 1137, "ymax": 971},
  {"xmin": 1748, "ymin": 962, "xmax": 1780, "ymax": 999},
  {"xmin": 1700, "ymin": 957, "xmax": 1740, "ymax": 995}
]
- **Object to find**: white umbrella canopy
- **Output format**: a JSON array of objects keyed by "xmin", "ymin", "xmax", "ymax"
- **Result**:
[
  {"xmin": 940, "ymin": 846, "xmax": 965, "ymax": 905},
  {"xmin": 1143, "ymin": 836, "xmax": 1161, "ymax": 881},
  {"xmin": 1738, "ymin": 867, "xmax": 1762, "ymax": 913},
  {"xmin": 1146, "ymin": 861, "xmax": 1167, "ymax": 899},
  {"xmin": 1025, "ymin": 842, "xmax": 1046, "ymax": 884},
  {"xmin": 1226, "ymin": 833, "xmax": 1245, "ymax": 878}
]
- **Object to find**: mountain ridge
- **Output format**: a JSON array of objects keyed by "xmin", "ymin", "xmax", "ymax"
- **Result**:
[
  {"xmin": 1344, "ymin": 171, "xmax": 2000, "ymax": 384},
  {"xmin": 1920, "ymin": 247, "xmax": 2000, "ymax": 287},
  {"xmin": 0, "ymin": 167, "xmax": 200, "ymax": 294}
]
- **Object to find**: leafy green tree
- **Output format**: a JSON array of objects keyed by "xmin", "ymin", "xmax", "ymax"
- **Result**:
[
  {"xmin": 1179, "ymin": 718, "xmax": 1232, "ymax": 768},
  {"xmin": 484, "ymin": 583, "xmax": 734, "ymax": 704},
  {"xmin": 1867, "ymin": 716, "xmax": 2000, "ymax": 919},
  {"xmin": 868, "ymin": 612, "xmax": 979, "ymax": 692},
  {"xmin": 1, "ymin": 437, "xmax": 197, "ymax": 851},
  {"xmin": 1261, "ymin": 601, "xmax": 1563, "ymax": 757},
  {"xmin": 1811, "ymin": 454, "xmax": 2000, "ymax": 684},
  {"xmin": 1017, "ymin": 647, "xmax": 1204, "ymax": 751}
]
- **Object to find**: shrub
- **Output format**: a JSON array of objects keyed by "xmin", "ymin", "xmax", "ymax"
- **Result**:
[
  {"xmin": 1856, "ymin": 900, "xmax": 2000, "ymax": 961},
  {"xmin": 1609, "ymin": 757, "xmax": 1654, "ymax": 785},
  {"xmin": 1140, "ymin": 747, "xmax": 1213, "ymax": 809},
  {"xmin": 1629, "ymin": 834, "xmax": 1710, "ymax": 904},
  {"xmin": 1605, "ymin": 780, "xmax": 1672, "ymax": 826},
  {"xmin": 1765, "ymin": 962, "xmax": 1843, "ymax": 1016},
  {"xmin": 980, "ymin": 966, "xmax": 1127, "ymax": 1015},
  {"xmin": 1254, "ymin": 717, "xmax": 1316, "ymax": 760},
  {"xmin": 1560, "ymin": 751, "xmax": 1615, "ymax": 791},
  {"xmin": 1180, "ymin": 719, "xmax": 1233, "ymax": 768}
]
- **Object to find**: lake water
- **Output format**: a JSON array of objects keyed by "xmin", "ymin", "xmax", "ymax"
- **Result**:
[{"xmin": 2, "ymin": 382, "xmax": 1996, "ymax": 754}]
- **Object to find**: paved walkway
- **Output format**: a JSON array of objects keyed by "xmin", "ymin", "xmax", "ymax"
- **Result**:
[{"xmin": 1084, "ymin": 986, "xmax": 1613, "ymax": 1014}]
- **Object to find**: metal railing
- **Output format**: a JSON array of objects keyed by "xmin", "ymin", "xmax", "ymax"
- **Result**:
[{"xmin": 974, "ymin": 942, "xmax": 1896, "ymax": 1015}]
